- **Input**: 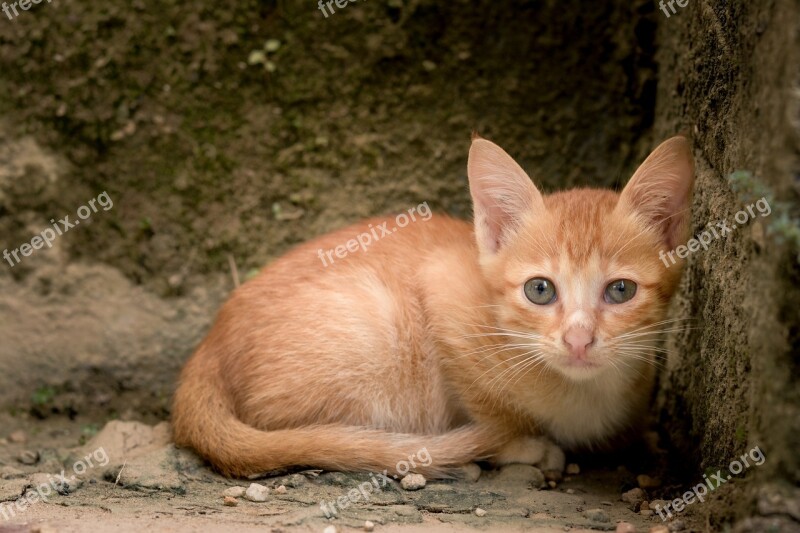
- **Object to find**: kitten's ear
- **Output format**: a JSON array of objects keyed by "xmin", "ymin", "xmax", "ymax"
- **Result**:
[
  {"xmin": 468, "ymin": 139, "xmax": 545, "ymax": 255},
  {"xmin": 617, "ymin": 136, "xmax": 695, "ymax": 250}
]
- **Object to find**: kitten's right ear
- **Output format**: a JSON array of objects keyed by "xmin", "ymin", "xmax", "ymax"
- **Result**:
[{"xmin": 468, "ymin": 139, "xmax": 545, "ymax": 255}]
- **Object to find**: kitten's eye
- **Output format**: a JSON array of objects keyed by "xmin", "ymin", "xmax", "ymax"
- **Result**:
[
  {"xmin": 524, "ymin": 278, "xmax": 556, "ymax": 305},
  {"xmin": 605, "ymin": 279, "xmax": 637, "ymax": 304}
]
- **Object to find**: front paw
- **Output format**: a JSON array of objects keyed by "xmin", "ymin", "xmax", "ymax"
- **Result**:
[{"xmin": 494, "ymin": 436, "xmax": 565, "ymax": 473}]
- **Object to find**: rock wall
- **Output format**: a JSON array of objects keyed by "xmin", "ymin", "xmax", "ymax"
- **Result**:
[{"xmin": 653, "ymin": 0, "xmax": 800, "ymax": 528}]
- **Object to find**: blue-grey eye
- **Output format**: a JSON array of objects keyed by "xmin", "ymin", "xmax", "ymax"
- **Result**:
[
  {"xmin": 605, "ymin": 279, "xmax": 637, "ymax": 304},
  {"xmin": 524, "ymin": 278, "xmax": 556, "ymax": 305}
]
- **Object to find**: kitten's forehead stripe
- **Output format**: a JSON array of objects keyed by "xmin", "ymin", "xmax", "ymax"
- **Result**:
[{"xmin": 542, "ymin": 189, "xmax": 620, "ymax": 263}]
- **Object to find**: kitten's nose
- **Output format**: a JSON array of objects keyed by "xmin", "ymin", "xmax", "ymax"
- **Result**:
[{"xmin": 563, "ymin": 327, "xmax": 594, "ymax": 358}]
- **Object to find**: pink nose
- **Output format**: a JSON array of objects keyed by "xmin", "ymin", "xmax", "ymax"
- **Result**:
[{"xmin": 563, "ymin": 327, "xmax": 594, "ymax": 358}]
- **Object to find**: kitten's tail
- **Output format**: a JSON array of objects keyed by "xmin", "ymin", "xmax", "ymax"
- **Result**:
[{"xmin": 172, "ymin": 357, "xmax": 501, "ymax": 478}]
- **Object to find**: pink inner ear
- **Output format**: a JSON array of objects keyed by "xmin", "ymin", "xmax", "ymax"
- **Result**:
[
  {"xmin": 617, "ymin": 137, "xmax": 695, "ymax": 250},
  {"xmin": 468, "ymin": 139, "xmax": 544, "ymax": 254}
]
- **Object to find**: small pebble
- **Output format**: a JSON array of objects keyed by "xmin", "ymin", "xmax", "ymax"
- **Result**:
[
  {"xmin": 649, "ymin": 499, "xmax": 668, "ymax": 512},
  {"xmin": 637, "ymin": 474, "xmax": 661, "ymax": 488},
  {"xmin": 601, "ymin": 501, "xmax": 613, "ymax": 506},
  {"xmin": 400, "ymin": 473, "xmax": 426, "ymax": 491},
  {"xmin": 583, "ymin": 508, "xmax": 610, "ymax": 523},
  {"xmin": 566, "ymin": 488, "xmax": 575, "ymax": 494},
  {"xmin": 622, "ymin": 487, "xmax": 646, "ymax": 506},
  {"xmin": 264, "ymin": 39, "xmax": 281, "ymax": 52},
  {"xmin": 9, "ymin": 430, "xmax": 27, "ymax": 444},
  {"xmin": 649, "ymin": 526, "xmax": 670, "ymax": 533},
  {"xmin": 668, "ymin": 520, "xmax": 686, "ymax": 531},
  {"xmin": 641, "ymin": 500, "xmax": 650, "ymax": 511},
  {"xmin": 274, "ymin": 484, "xmax": 287, "ymax": 494},
  {"xmin": 223, "ymin": 486, "xmax": 246, "ymax": 498},
  {"xmin": 223, "ymin": 496, "xmax": 238, "ymax": 507},
  {"xmin": 18, "ymin": 450, "xmax": 40, "ymax": 465},
  {"xmin": 548, "ymin": 481, "xmax": 557, "ymax": 489},
  {"xmin": 615, "ymin": 523, "xmax": 637, "ymax": 533},
  {"xmin": 641, "ymin": 509, "xmax": 655, "ymax": 517},
  {"xmin": 244, "ymin": 482, "xmax": 269, "ymax": 502},
  {"xmin": 565, "ymin": 463, "xmax": 580, "ymax": 475},
  {"xmin": 323, "ymin": 526, "xmax": 338, "ymax": 533},
  {"xmin": 474, "ymin": 507, "xmax": 487, "ymax": 517},
  {"xmin": 363, "ymin": 520, "xmax": 375, "ymax": 532}
]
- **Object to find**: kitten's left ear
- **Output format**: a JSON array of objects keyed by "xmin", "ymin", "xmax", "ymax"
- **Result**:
[
  {"xmin": 616, "ymin": 136, "xmax": 695, "ymax": 250},
  {"xmin": 468, "ymin": 139, "xmax": 545, "ymax": 255}
]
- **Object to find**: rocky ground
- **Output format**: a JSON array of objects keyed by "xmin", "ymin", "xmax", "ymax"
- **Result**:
[{"xmin": 0, "ymin": 415, "xmax": 701, "ymax": 533}]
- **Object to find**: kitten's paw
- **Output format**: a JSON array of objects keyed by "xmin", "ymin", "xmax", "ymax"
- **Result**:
[
  {"xmin": 540, "ymin": 440, "xmax": 566, "ymax": 473},
  {"xmin": 494, "ymin": 436, "xmax": 565, "ymax": 473}
]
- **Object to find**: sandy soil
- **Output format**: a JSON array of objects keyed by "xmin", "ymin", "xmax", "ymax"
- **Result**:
[{"xmin": 0, "ymin": 416, "xmax": 683, "ymax": 533}]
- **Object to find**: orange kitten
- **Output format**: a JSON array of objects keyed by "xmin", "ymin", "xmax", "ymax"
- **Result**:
[{"xmin": 172, "ymin": 136, "xmax": 694, "ymax": 478}]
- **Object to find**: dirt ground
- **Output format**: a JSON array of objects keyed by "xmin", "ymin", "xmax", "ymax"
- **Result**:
[
  {"xmin": 0, "ymin": 416, "xmax": 685, "ymax": 532},
  {"xmin": 0, "ymin": 0, "xmax": 798, "ymax": 532}
]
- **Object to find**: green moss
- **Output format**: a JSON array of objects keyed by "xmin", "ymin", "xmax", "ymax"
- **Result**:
[
  {"xmin": 31, "ymin": 385, "xmax": 57, "ymax": 406},
  {"xmin": 727, "ymin": 170, "xmax": 800, "ymax": 261},
  {"xmin": 735, "ymin": 425, "xmax": 747, "ymax": 445}
]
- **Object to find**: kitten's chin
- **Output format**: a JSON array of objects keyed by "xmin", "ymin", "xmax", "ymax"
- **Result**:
[{"xmin": 553, "ymin": 357, "xmax": 608, "ymax": 381}]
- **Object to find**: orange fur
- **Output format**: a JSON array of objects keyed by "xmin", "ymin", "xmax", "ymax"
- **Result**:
[{"xmin": 172, "ymin": 136, "xmax": 694, "ymax": 478}]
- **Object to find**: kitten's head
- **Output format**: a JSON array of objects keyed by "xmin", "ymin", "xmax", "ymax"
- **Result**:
[{"xmin": 468, "ymin": 136, "xmax": 694, "ymax": 381}]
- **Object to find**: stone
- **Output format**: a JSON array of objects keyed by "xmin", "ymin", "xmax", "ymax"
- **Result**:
[
  {"xmin": 244, "ymin": 482, "xmax": 269, "ymax": 502},
  {"xmin": 363, "ymin": 520, "xmax": 375, "ymax": 531},
  {"xmin": 223, "ymin": 496, "xmax": 238, "ymax": 506},
  {"xmin": 474, "ymin": 507, "xmax": 487, "ymax": 517},
  {"xmin": 9, "ymin": 430, "xmax": 27, "ymax": 443},
  {"xmin": 565, "ymin": 463, "xmax": 580, "ymax": 475},
  {"xmin": 583, "ymin": 508, "xmax": 610, "ymax": 523},
  {"xmin": 18, "ymin": 450, "xmax": 40, "ymax": 465},
  {"xmin": 622, "ymin": 487, "xmax": 646, "ymax": 507},
  {"xmin": 616, "ymin": 523, "xmax": 637, "ymax": 533},
  {"xmin": 223, "ymin": 486, "xmax": 246, "ymax": 498},
  {"xmin": 400, "ymin": 473, "xmax": 426, "ymax": 490}
]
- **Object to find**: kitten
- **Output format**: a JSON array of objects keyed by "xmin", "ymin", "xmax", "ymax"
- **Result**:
[{"xmin": 172, "ymin": 135, "xmax": 694, "ymax": 478}]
